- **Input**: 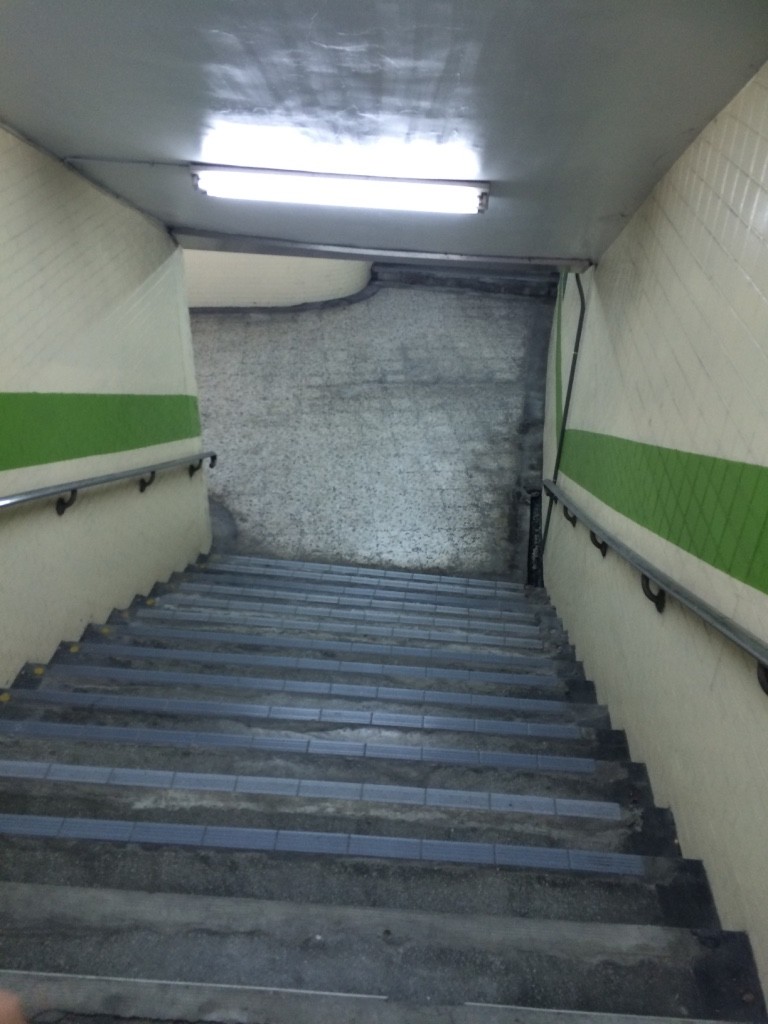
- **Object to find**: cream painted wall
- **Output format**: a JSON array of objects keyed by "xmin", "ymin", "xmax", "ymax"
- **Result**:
[
  {"xmin": 183, "ymin": 250, "xmax": 371, "ymax": 307},
  {"xmin": 0, "ymin": 124, "xmax": 211, "ymax": 684},
  {"xmin": 544, "ymin": 64, "xmax": 768, "ymax": 988}
]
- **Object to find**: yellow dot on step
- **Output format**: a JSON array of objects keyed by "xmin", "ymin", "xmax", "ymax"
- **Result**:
[
  {"xmin": 0, "ymin": 693, "xmax": 10, "ymax": 703},
  {"xmin": 100, "ymin": 626, "xmax": 111, "ymax": 636},
  {"xmin": 146, "ymin": 598, "xmax": 156, "ymax": 606},
  {"xmin": 33, "ymin": 666, "xmax": 45, "ymax": 676},
  {"xmin": 69, "ymin": 644, "xmax": 80, "ymax": 654}
]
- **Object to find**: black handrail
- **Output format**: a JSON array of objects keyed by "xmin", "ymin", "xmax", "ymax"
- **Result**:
[
  {"xmin": 0, "ymin": 451, "xmax": 217, "ymax": 516},
  {"xmin": 542, "ymin": 479, "xmax": 768, "ymax": 683}
]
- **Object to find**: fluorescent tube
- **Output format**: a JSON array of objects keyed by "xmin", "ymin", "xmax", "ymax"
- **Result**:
[{"xmin": 193, "ymin": 167, "xmax": 489, "ymax": 214}]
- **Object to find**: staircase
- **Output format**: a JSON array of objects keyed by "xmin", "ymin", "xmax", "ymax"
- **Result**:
[{"xmin": 0, "ymin": 554, "xmax": 764, "ymax": 1024}]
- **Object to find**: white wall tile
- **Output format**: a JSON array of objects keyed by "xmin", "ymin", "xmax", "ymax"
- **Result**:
[
  {"xmin": 544, "ymin": 62, "xmax": 768, "ymax": 993},
  {"xmin": 0, "ymin": 123, "xmax": 211, "ymax": 685}
]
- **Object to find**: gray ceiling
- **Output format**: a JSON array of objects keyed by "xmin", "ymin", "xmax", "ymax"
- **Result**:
[{"xmin": 1, "ymin": 0, "xmax": 768, "ymax": 269}]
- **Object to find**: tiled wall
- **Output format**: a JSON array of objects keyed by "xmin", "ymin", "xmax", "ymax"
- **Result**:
[
  {"xmin": 183, "ymin": 250, "xmax": 372, "ymax": 308},
  {"xmin": 544, "ymin": 64, "xmax": 768, "ymax": 987},
  {"xmin": 0, "ymin": 123, "xmax": 211, "ymax": 683}
]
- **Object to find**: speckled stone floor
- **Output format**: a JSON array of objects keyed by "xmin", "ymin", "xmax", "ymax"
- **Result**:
[{"xmin": 191, "ymin": 285, "xmax": 553, "ymax": 578}]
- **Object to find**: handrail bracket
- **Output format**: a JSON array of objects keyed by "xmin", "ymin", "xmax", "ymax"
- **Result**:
[{"xmin": 55, "ymin": 489, "xmax": 78, "ymax": 516}]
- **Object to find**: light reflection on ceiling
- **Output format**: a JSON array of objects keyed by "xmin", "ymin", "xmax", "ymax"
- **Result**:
[{"xmin": 200, "ymin": 121, "xmax": 481, "ymax": 181}]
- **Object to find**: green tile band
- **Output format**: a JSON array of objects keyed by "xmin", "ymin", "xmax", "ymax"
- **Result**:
[
  {"xmin": 560, "ymin": 429, "xmax": 768, "ymax": 595},
  {"xmin": 0, "ymin": 392, "xmax": 201, "ymax": 471}
]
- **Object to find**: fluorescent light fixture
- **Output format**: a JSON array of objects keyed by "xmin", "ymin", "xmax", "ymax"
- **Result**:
[{"xmin": 193, "ymin": 167, "xmax": 489, "ymax": 214}]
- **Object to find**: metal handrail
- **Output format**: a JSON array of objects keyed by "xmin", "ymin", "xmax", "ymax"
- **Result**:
[
  {"xmin": 543, "ymin": 479, "xmax": 768, "ymax": 681},
  {"xmin": 0, "ymin": 451, "xmax": 217, "ymax": 516}
]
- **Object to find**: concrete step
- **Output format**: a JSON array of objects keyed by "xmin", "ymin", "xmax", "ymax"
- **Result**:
[
  {"xmin": 0, "ymin": 884, "xmax": 753, "ymax": 1016},
  {"xmin": 206, "ymin": 553, "xmax": 527, "ymax": 593},
  {"xmin": 195, "ymin": 561, "xmax": 527, "ymax": 601},
  {"xmin": 100, "ymin": 620, "xmax": 553, "ymax": 668},
  {"xmin": 150, "ymin": 590, "xmax": 546, "ymax": 636},
  {"xmin": 4, "ymin": 970, "xmax": 761, "ymax": 1024},
  {"xmin": 182, "ymin": 569, "xmax": 531, "ymax": 612},
  {"xmin": 0, "ymin": 808, "xmax": 651, "ymax": 875},
  {"xmin": 5, "ymin": 689, "xmax": 625, "ymax": 759},
  {"xmin": 0, "ymin": 747, "xmax": 649, "ymax": 850},
  {"xmin": 166, "ymin": 580, "xmax": 540, "ymax": 624},
  {"xmin": 56, "ymin": 639, "xmax": 571, "ymax": 685},
  {"xmin": 0, "ymin": 827, "xmax": 716, "ymax": 927},
  {"xmin": 132, "ymin": 601, "xmax": 548, "ymax": 649},
  {"xmin": 0, "ymin": 784, "xmax": 632, "ymax": 853},
  {"xmin": 0, "ymin": 756, "xmax": 626, "ymax": 821},
  {"xmin": 36, "ymin": 661, "xmax": 605, "ymax": 725},
  {"xmin": 0, "ymin": 714, "xmax": 612, "ymax": 773},
  {"xmin": 0, "ymin": 725, "xmax": 646, "ymax": 805}
]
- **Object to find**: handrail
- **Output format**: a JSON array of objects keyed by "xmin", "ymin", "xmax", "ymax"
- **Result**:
[
  {"xmin": 543, "ymin": 479, "xmax": 768, "ymax": 684},
  {"xmin": 0, "ymin": 451, "xmax": 217, "ymax": 516}
]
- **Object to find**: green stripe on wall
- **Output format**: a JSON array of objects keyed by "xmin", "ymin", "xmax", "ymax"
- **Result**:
[
  {"xmin": 0, "ymin": 393, "xmax": 201, "ymax": 471},
  {"xmin": 560, "ymin": 429, "xmax": 768, "ymax": 595}
]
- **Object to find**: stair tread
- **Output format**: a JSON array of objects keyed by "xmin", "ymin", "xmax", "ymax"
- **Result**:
[
  {"xmin": 0, "ymin": 971, "xmax": 754, "ymax": 1024},
  {"xmin": 184, "ymin": 571, "xmax": 528, "ymax": 604},
  {"xmin": 198, "ymin": 562, "xmax": 525, "ymax": 596},
  {"xmin": 103, "ymin": 621, "xmax": 551, "ymax": 665},
  {"xmin": 152, "ymin": 593, "xmax": 544, "ymax": 634},
  {"xmin": 10, "ymin": 688, "xmax": 606, "ymax": 748},
  {"xmin": 58, "ymin": 641, "xmax": 566, "ymax": 684},
  {"xmin": 0, "ymin": 885, "xmax": 751, "ymax": 1018},
  {"xmin": 205, "ymin": 554, "xmax": 526, "ymax": 589},
  {"xmin": 136, "ymin": 603, "xmax": 548, "ymax": 647},
  {"xmin": 0, "ymin": 811, "xmax": 649, "ymax": 874},
  {"xmin": 0, "ymin": 757, "xmax": 623, "ymax": 820},
  {"xmin": 0, "ymin": 716, "xmax": 601, "ymax": 772},
  {"xmin": 0, "ymin": 880, "xmax": 707, "ymax": 948},
  {"xmin": 172, "ymin": 581, "xmax": 539, "ymax": 621},
  {"xmin": 41, "ymin": 662, "xmax": 587, "ymax": 715}
]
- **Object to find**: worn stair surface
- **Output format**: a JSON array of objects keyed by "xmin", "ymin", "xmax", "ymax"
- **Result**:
[{"xmin": 0, "ymin": 553, "xmax": 764, "ymax": 1024}]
